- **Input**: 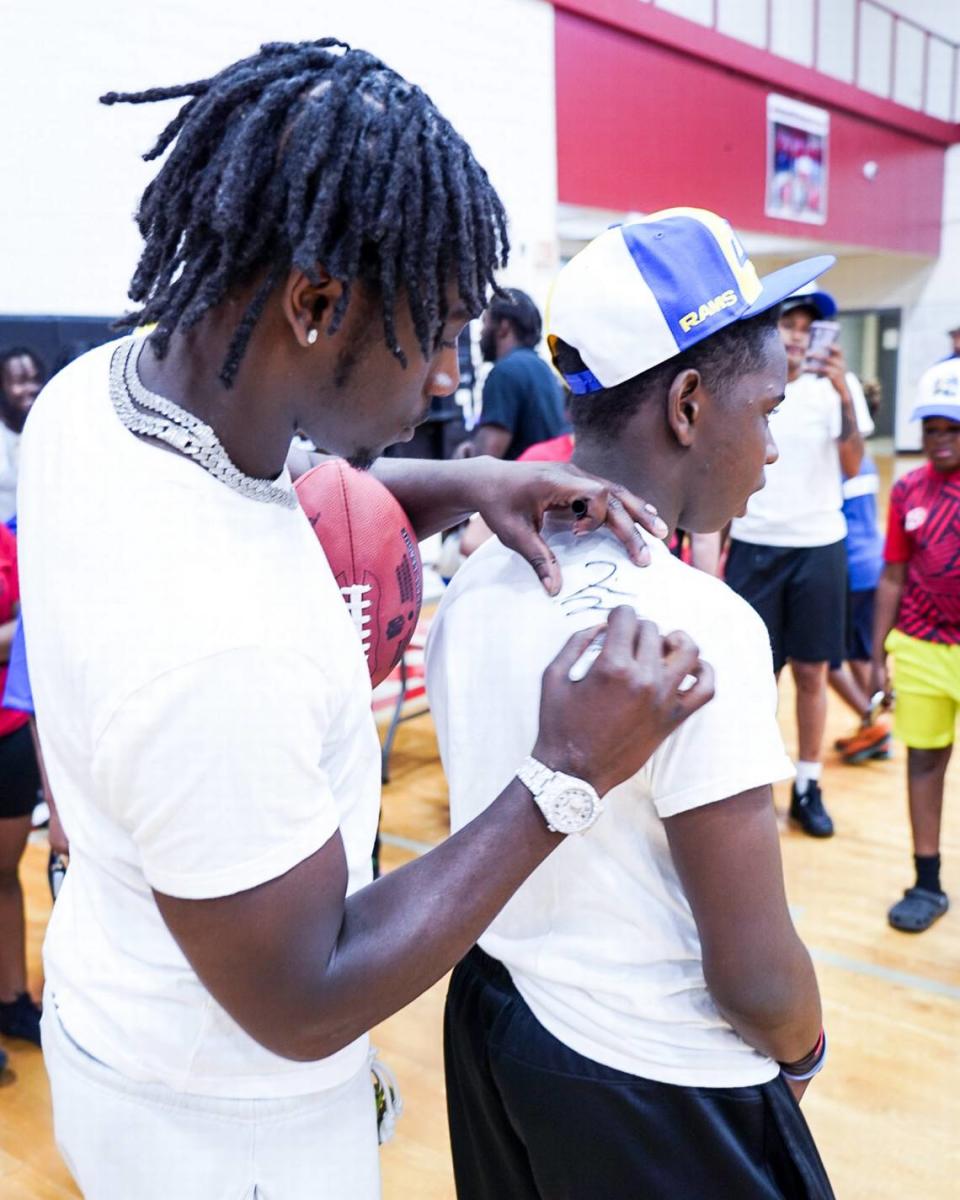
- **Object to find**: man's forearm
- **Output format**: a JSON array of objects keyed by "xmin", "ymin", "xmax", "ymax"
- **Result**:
[
  {"xmin": 712, "ymin": 938, "xmax": 822, "ymax": 1065},
  {"xmin": 372, "ymin": 457, "xmax": 484, "ymax": 539},
  {"xmin": 837, "ymin": 398, "xmax": 865, "ymax": 476},
  {"xmin": 157, "ymin": 779, "xmax": 562, "ymax": 1063},
  {"xmin": 838, "ymin": 395, "xmax": 858, "ymax": 442},
  {"xmin": 293, "ymin": 779, "xmax": 561, "ymax": 1058}
]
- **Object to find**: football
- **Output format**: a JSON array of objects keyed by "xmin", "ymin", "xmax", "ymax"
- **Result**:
[{"xmin": 295, "ymin": 458, "xmax": 424, "ymax": 687}]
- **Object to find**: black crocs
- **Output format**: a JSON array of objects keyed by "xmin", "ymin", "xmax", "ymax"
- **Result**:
[
  {"xmin": 0, "ymin": 993, "xmax": 42, "ymax": 1046},
  {"xmin": 887, "ymin": 887, "xmax": 949, "ymax": 933}
]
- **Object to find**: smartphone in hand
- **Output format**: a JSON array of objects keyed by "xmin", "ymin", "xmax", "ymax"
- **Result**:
[{"xmin": 802, "ymin": 320, "xmax": 840, "ymax": 374}]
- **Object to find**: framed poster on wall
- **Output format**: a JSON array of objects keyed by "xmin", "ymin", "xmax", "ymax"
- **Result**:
[{"xmin": 765, "ymin": 94, "xmax": 829, "ymax": 225}]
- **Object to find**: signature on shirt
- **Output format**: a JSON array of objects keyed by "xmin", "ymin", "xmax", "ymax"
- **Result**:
[{"xmin": 558, "ymin": 559, "xmax": 634, "ymax": 616}]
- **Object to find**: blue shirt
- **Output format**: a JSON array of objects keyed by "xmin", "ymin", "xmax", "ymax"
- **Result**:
[
  {"xmin": 3, "ymin": 617, "xmax": 33, "ymax": 713},
  {"xmin": 478, "ymin": 348, "xmax": 566, "ymax": 460},
  {"xmin": 842, "ymin": 455, "xmax": 884, "ymax": 592}
]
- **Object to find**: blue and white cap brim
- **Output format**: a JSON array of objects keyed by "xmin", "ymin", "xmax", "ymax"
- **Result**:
[
  {"xmin": 911, "ymin": 403, "xmax": 960, "ymax": 424},
  {"xmin": 741, "ymin": 259, "xmax": 838, "ymax": 320}
]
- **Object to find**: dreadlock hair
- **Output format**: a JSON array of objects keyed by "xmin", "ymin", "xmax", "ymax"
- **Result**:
[
  {"xmin": 487, "ymin": 288, "xmax": 542, "ymax": 348},
  {"xmin": 100, "ymin": 39, "xmax": 509, "ymax": 387},
  {"xmin": 553, "ymin": 308, "xmax": 780, "ymax": 444}
]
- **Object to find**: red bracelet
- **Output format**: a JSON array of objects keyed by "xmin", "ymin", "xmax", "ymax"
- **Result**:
[{"xmin": 778, "ymin": 1028, "xmax": 827, "ymax": 1082}]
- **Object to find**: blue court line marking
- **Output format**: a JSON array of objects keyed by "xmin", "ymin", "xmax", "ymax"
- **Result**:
[
  {"xmin": 379, "ymin": 867, "xmax": 960, "ymax": 1003},
  {"xmin": 808, "ymin": 946, "xmax": 960, "ymax": 1002},
  {"xmin": 29, "ymin": 829, "xmax": 960, "ymax": 1001},
  {"xmin": 379, "ymin": 831, "xmax": 436, "ymax": 856},
  {"xmin": 790, "ymin": 903, "xmax": 960, "ymax": 1001}
]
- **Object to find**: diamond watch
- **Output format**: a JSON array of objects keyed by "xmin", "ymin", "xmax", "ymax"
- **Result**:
[{"xmin": 516, "ymin": 756, "xmax": 603, "ymax": 835}]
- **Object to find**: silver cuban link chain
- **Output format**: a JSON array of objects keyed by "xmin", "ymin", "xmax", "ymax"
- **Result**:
[{"xmin": 109, "ymin": 337, "xmax": 298, "ymax": 509}]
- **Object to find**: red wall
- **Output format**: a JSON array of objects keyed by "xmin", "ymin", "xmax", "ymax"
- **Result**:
[{"xmin": 556, "ymin": 10, "xmax": 944, "ymax": 256}]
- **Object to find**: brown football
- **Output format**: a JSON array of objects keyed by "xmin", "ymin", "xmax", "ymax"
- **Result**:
[{"xmin": 295, "ymin": 459, "xmax": 423, "ymax": 687}]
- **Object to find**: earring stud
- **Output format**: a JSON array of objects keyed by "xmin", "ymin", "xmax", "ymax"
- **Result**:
[{"xmin": 306, "ymin": 328, "xmax": 318, "ymax": 345}]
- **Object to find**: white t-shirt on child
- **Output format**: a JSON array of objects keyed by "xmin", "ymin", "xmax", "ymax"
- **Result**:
[
  {"xmin": 18, "ymin": 340, "xmax": 382, "ymax": 1098},
  {"xmin": 731, "ymin": 371, "xmax": 874, "ymax": 548},
  {"xmin": 426, "ymin": 528, "xmax": 794, "ymax": 1088},
  {"xmin": 0, "ymin": 422, "xmax": 22, "ymax": 523}
]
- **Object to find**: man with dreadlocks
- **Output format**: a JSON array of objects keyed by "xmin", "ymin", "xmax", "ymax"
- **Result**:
[{"xmin": 16, "ymin": 40, "xmax": 711, "ymax": 1200}]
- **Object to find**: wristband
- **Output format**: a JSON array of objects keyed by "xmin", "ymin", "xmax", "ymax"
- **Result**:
[{"xmin": 778, "ymin": 1029, "xmax": 827, "ymax": 1082}]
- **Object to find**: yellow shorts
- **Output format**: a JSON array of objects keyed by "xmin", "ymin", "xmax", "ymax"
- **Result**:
[{"xmin": 886, "ymin": 628, "xmax": 960, "ymax": 750}]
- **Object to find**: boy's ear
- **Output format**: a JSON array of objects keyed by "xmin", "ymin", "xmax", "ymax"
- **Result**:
[{"xmin": 666, "ymin": 368, "xmax": 703, "ymax": 448}]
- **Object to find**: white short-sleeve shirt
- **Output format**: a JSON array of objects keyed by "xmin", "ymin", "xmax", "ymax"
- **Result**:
[
  {"xmin": 0, "ymin": 422, "xmax": 22, "ymax": 523},
  {"xmin": 17, "ymin": 341, "xmax": 381, "ymax": 1098},
  {"xmin": 426, "ymin": 528, "xmax": 794, "ymax": 1088},
  {"xmin": 731, "ymin": 371, "xmax": 874, "ymax": 548}
]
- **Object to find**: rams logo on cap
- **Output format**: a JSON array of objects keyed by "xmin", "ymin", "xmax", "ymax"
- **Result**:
[{"xmin": 678, "ymin": 289, "xmax": 739, "ymax": 333}]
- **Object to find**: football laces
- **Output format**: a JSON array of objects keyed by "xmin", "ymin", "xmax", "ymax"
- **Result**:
[{"xmin": 341, "ymin": 583, "xmax": 373, "ymax": 658}]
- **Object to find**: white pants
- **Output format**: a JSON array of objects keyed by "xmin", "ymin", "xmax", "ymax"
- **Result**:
[{"xmin": 41, "ymin": 1001, "xmax": 381, "ymax": 1199}]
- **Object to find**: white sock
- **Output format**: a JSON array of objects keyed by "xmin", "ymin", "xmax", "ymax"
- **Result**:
[{"xmin": 795, "ymin": 761, "xmax": 822, "ymax": 795}]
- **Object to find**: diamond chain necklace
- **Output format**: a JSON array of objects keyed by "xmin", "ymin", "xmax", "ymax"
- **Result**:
[{"xmin": 109, "ymin": 338, "xmax": 298, "ymax": 509}]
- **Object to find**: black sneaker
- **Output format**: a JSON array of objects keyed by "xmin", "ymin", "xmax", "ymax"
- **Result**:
[
  {"xmin": 0, "ymin": 993, "xmax": 42, "ymax": 1046},
  {"xmin": 789, "ymin": 781, "xmax": 834, "ymax": 838}
]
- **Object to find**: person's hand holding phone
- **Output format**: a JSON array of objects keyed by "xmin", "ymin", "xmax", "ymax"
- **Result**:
[
  {"xmin": 802, "ymin": 319, "xmax": 840, "ymax": 373},
  {"xmin": 804, "ymin": 324, "xmax": 850, "ymax": 404}
]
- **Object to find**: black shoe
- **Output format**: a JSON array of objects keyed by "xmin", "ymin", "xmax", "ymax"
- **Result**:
[
  {"xmin": 789, "ymin": 781, "xmax": 834, "ymax": 838},
  {"xmin": 0, "ymin": 993, "xmax": 42, "ymax": 1046}
]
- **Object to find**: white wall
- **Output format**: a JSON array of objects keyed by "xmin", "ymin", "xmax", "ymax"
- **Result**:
[
  {"xmin": 0, "ymin": 0, "xmax": 559, "ymax": 318},
  {"xmin": 653, "ymin": 0, "xmax": 960, "ymax": 118},
  {"xmin": 883, "ymin": 1, "xmax": 960, "ymax": 43},
  {"xmin": 661, "ymin": 0, "xmax": 960, "ymax": 42},
  {"xmin": 640, "ymin": 0, "xmax": 960, "ymax": 449},
  {"xmin": 10, "ymin": 0, "xmax": 956, "ymax": 452}
]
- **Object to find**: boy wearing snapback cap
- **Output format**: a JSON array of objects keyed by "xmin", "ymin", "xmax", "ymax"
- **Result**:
[
  {"xmin": 427, "ymin": 209, "xmax": 835, "ymax": 1198},
  {"xmin": 871, "ymin": 381, "xmax": 960, "ymax": 933}
]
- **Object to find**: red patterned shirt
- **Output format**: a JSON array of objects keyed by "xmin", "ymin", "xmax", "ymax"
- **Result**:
[{"xmin": 884, "ymin": 462, "xmax": 960, "ymax": 644}]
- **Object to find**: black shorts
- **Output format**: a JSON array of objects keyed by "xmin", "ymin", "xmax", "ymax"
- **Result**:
[
  {"xmin": 726, "ymin": 539, "xmax": 847, "ymax": 674},
  {"xmin": 0, "ymin": 721, "xmax": 41, "ymax": 819},
  {"xmin": 841, "ymin": 588, "xmax": 876, "ymax": 665},
  {"xmin": 445, "ymin": 946, "xmax": 835, "ymax": 1200}
]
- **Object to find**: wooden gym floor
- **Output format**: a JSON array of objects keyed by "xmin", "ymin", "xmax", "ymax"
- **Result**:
[{"xmin": 1, "ymin": 684, "xmax": 958, "ymax": 1199}]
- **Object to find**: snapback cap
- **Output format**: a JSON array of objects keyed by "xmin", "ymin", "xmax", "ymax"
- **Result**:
[
  {"xmin": 911, "ymin": 361, "xmax": 960, "ymax": 424},
  {"xmin": 780, "ymin": 287, "xmax": 838, "ymax": 320},
  {"xmin": 547, "ymin": 207, "xmax": 835, "ymax": 395},
  {"xmin": 912, "ymin": 403, "xmax": 960, "ymax": 423}
]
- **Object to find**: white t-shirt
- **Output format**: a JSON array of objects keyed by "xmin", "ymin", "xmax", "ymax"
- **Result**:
[
  {"xmin": 17, "ymin": 340, "xmax": 381, "ymax": 1098},
  {"xmin": 426, "ymin": 528, "xmax": 794, "ymax": 1088},
  {"xmin": 0, "ymin": 422, "xmax": 22, "ymax": 523},
  {"xmin": 731, "ymin": 371, "xmax": 874, "ymax": 548}
]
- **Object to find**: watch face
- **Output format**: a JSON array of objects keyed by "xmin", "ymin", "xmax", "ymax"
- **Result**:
[{"xmin": 548, "ymin": 783, "xmax": 600, "ymax": 833}]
